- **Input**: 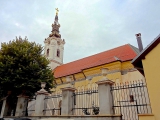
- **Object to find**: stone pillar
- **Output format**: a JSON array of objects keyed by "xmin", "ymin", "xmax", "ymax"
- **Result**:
[
  {"xmin": 34, "ymin": 82, "xmax": 49, "ymax": 116},
  {"xmin": 96, "ymin": 79, "xmax": 114, "ymax": 115},
  {"xmin": 15, "ymin": 95, "xmax": 29, "ymax": 116},
  {"xmin": 0, "ymin": 97, "xmax": 8, "ymax": 117},
  {"xmin": 61, "ymin": 84, "xmax": 76, "ymax": 115}
]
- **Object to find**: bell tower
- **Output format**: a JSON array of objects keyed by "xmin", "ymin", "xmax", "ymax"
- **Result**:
[{"xmin": 44, "ymin": 8, "xmax": 65, "ymax": 70}]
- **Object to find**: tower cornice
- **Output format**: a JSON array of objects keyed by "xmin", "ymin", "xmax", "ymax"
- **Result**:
[{"xmin": 44, "ymin": 37, "xmax": 65, "ymax": 44}]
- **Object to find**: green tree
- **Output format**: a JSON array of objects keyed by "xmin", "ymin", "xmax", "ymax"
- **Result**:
[{"xmin": 0, "ymin": 36, "xmax": 54, "ymax": 99}]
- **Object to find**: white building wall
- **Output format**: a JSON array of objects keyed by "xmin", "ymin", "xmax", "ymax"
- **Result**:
[{"xmin": 44, "ymin": 37, "xmax": 65, "ymax": 70}]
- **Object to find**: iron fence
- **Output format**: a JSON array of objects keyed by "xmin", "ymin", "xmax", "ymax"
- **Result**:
[
  {"xmin": 111, "ymin": 80, "xmax": 152, "ymax": 120},
  {"xmin": 72, "ymin": 88, "xmax": 99, "ymax": 115},
  {"xmin": 27, "ymin": 96, "xmax": 36, "ymax": 116},
  {"xmin": 43, "ymin": 93, "xmax": 62, "ymax": 115}
]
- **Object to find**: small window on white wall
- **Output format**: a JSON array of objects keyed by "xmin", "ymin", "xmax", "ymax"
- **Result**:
[
  {"xmin": 47, "ymin": 49, "xmax": 49, "ymax": 57},
  {"xmin": 57, "ymin": 49, "xmax": 60, "ymax": 57},
  {"xmin": 57, "ymin": 41, "xmax": 60, "ymax": 45}
]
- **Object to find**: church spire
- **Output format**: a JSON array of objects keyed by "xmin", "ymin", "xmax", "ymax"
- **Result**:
[
  {"xmin": 54, "ymin": 8, "xmax": 59, "ymax": 24},
  {"xmin": 49, "ymin": 8, "xmax": 61, "ymax": 38},
  {"xmin": 44, "ymin": 8, "xmax": 65, "ymax": 70}
]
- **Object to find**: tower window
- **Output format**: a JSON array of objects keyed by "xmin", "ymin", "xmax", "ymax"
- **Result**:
[
  {"xmin": 57, "ymin": 41, "xmax": 60, "ymax": 45},
  {"xmin": 47, "ymin": 49, "xmax": 49, "ymax": 57},
  {"xmin": 57, "ymin": 49, "xmax": 60, "ymax": 57}
]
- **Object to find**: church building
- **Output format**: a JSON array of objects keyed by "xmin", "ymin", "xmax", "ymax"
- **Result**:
[{"xmin": 44, "ymin": 10, "xmax": 145, "ymax": 92}]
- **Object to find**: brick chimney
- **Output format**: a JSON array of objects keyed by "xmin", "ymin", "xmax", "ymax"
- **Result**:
[{"xmin": 135, "ymin": 33, "xmax": 143, "ymax": 52}]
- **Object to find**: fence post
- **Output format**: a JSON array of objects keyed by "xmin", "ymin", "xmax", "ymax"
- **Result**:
[
  {"xmin": 15, "ymin": 95, "xmax": 29, "ymax": 116},
  {"xmin": 34, "ymin": 82, "xmax": 49, "ymax": 116},
  {"xmin": 0, "ymin": 91, "xmax": 14, "ymax": 117},
  {"xmin": 0, "ymin": 97, "xmax": 8, "ymax": 117},
  {"xmin": 96, "ymin": 79, "xmax": 114, "ymax": 115},
  {"xmin": 61, "ymin": 84, "xmax": 76, "ymax": 115}
]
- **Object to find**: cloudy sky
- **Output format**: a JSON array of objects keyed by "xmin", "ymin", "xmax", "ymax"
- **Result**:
[{"xmin": 0, "ymin": 0, "xmax": 160, "ymax": 63}]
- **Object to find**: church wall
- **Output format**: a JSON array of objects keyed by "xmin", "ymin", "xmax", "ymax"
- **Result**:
[
  {"xmin": 74, "ymin": 73, "xmax": 85, "ymax": 80},
  {"xmin": 122, "ymin": 70, "xmax": 145, "ymax": 82},
  {"xmin": 121, "ymin": 61, "xmax": 134, "ymax": 70},
  {"xmin": 52, "ymin": 43, "xmax": 63, "ymax": 63},
  {"xmin": 50, "ymin": 61, "xmax": 60, "ymax": 70},
  {"xmin": 51, "ymin": 44, "xmax": 56, "ymax": 59},
  {"xmin": 55, "ymin": 79, "xmax": 61, "ymax": 84},
  {"xmin": 60, "ymin": 44, "xmax": 64, "ymax": 63},
  {"xmin": 53, "ymin": 60, "xmax": 144, "ymax": 92}
]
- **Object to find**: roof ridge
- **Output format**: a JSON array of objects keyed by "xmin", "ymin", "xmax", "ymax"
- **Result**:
[
  {"xmin": 63, "ymin": 44, "xmax": 129, "ymax": 65},
  {"xmin": 128, "ymin": 44, "xmax": 139, "ymax": 55},
  {"xmin": 54, "ymin": 44, "xmax": 137, "ymax": 78}
]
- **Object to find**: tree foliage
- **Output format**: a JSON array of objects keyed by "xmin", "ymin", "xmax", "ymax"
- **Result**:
[{"xmin": 0, "ymin": 37, "xmax": 54, "ymax": 99}]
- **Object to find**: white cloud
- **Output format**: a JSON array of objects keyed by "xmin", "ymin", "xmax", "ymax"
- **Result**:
[{"xmin": 14, "ymin": 22, "xmax": 24, "ymax": 28}]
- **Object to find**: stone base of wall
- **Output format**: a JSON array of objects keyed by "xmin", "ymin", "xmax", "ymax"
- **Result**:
[
  {"xmin": 138, "ymin": 114, "xmax": 155, "ymax": 120},
  {"xmin": 4, "ymin": 114, "xmax": 122, "ymax": 120}
]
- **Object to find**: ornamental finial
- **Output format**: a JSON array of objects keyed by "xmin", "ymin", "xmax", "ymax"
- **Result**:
[{"xmin": 55, "ymin": 8, "xmax": 59, "ymax": 15}]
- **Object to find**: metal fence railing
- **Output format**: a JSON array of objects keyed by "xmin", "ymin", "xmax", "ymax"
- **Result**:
[
  {"xmin": 1, "ymin": 80, "xmax": 152, "ymax": 119},
  {"xmin": 72, "ymin": 88, "xmax": 99, "ymax": 115},
  {"xmin": 26, "ymin": 96, "xmax": 36, "ymax": 116},
  {"xmin": 43, "ymin": 93, "xmax": 62, "ymax": 115},
  {"xmin": 111, "ymin": 80, "xmax": 152, "ymax": 120}
]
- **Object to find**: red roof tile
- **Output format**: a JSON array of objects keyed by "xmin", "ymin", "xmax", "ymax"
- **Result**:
[{"xmin": 54, "ymin": 44, "xmax": 138, "ymax": 78}]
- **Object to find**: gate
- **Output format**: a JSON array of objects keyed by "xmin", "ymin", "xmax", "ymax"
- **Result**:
[{"xmin": 111, "ymin": 80, "xmax": 152, "ymax": 120}]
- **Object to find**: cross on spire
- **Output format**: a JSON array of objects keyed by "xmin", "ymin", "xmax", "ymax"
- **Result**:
[
  {"xmin": 49, "ymin": 8, "xmax": 61, "ymax": 38},
  {"xmin": 55, "ymin": 8, "xmax": 59, "ymax": 15}
]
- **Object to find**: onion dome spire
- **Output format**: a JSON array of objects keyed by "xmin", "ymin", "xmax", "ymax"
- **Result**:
[{"xmin": 49, "ymin": 8, "xmax": 61, "ymax": 38}]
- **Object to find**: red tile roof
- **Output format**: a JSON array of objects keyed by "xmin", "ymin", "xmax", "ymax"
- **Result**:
[{"xmin": 54, "ymin": 44, "xmax": 138, "ymax": 78}]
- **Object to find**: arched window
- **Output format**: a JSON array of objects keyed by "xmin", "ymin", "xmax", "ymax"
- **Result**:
[
  {"xmin": 47, "ymin": 49, "xmax": 49, "ymax": 57},
  {"xmin": 57, "ymin": 49, "xmax": 60, "ymax": 57}
]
